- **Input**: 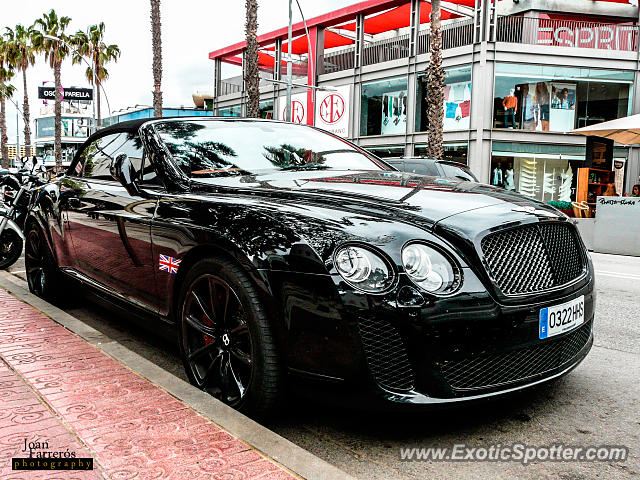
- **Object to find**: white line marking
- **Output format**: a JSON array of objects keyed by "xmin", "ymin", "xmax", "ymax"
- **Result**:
[{"xmin": 595, "ymin": 271, "xmax": 640, "ymax": 280}]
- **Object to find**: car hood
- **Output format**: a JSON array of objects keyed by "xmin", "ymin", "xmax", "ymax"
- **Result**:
[{"xmin": 191, "ymin": 169, "xmax": 562, "ymax": 229}]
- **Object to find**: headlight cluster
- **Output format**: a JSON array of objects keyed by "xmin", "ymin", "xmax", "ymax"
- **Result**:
[
  {"xmin": 334, "ymin": 242, "xmax": 462, "ymax": 296},
  {"xmin": 334, "ymin": 246, "xmax": 394, "ymax": 293},
  {"xmin": 402, "ymin": 242, "xmax": 461, "ymax": 295}
]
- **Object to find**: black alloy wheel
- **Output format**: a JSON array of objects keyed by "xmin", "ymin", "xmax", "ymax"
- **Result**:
[
  {"xmin": 24, "ymin": 224, "xmax": 62, "ymax": 301},
  {"xmin": 0, "ymin": 229, "xmax": 23, "ymax": 270},
  {"xmin": 178, "ymin": 257, "xmax": 282, "ymax": 418}
]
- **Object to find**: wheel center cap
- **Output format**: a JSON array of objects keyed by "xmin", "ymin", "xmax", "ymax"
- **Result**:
[{"xmin": 222, "ymin": 333, "xmax": 230, "ymax": 347}]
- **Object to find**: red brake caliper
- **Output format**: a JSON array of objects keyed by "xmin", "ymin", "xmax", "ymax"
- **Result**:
[{"xmin": 202, "ymin": 313, "xmax": 214, "ymax": 345}]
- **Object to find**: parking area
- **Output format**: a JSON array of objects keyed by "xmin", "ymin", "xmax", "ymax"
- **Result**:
[{"xmin": 5, "ymin": 252, "xmax": 640, "ymax": 480}]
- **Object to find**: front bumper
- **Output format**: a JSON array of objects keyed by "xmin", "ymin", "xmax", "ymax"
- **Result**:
[{"xmin": 350, "ymin": 272, "xmax": 595, "ymax": 406}]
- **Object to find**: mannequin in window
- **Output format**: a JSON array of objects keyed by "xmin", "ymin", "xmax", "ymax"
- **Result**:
[
  {"xmin": 505, "ymin": 163, "xmax": 515, "ymax": 191},
  {"xmin": 502, "ymin": 89, "xmax": 518, "ymax": 129},
  {"xmin": 535, "ymin": 82, "xmax": 550, "ymax": 131},
  {"xmin": 492, "ymin": 162, "xmax": 503, "ymax": 187}
]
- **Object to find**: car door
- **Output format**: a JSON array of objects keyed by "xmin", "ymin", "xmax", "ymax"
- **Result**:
[{"xmin": 64, "ymin": 131, "xmax": 159, "ymax": 311}]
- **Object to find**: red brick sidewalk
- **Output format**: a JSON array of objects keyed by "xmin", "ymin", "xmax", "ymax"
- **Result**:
[{"xmin": 0, "ymin": 287, "xmax": 297, "ymax": 480}]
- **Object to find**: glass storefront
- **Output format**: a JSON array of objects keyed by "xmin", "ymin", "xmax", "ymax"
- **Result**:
[
  {"xmin": 414, "ymin": 143, "xmax": 469, "ymax": 164},
  {"xmin": 416, "ymin": 65, "xmax": 472, "ymax": 132},
  {"xmin": 494, "ymin": 64, "xmax": 633, "ymax": 132},
  {"xmin": 218, "ymin": 105, "xmax": 242, "ymax": 117},
  {"xmin": 259, "ymin": 99, "xmax": 274, "ymax": 119},
  {"xmin": 490, "ymin": 142, "xmax": 629, "ymax": 202},
  {"xmin": 360, "ymin": 77, "xmax": 408, "ymax": 136},
  {"xmin": 365, "ymin": 145, "xmax": 405, "ymax": 158}
]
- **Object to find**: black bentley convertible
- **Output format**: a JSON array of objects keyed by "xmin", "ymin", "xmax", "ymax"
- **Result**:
[{"xmin": 27, "ymin": 118, "xmax": 595, "ymax": 417}]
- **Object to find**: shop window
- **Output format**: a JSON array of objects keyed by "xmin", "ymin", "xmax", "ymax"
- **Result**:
[
  {"xmin": 416, "ymin": 65, "xmax": 472, "ymax": 132},
  {"xmin": 365, "ymin": 145, "xmax": 405, "ymax": 158},
  {"xmin": 218, "ymin": 106, "xmax": 242, "ymax": 117},
  {"xmin": 360, "ymin": 77, "xmax": 408, "ymax": 136},
  {"xmin": 494, "ymin": 64, "xmax": 633, "ymax": 132},
  {"xmin": 414, "ymin": 143, "xmax": 468, "ymax": 164},
  {"xmin": 259, "ymin": 99, "xmax": 274, "ymax": 120}
]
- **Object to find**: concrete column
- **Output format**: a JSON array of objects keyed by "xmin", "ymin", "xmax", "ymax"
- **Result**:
[
  {"xmin": 468, "ymin": 0, "xmax": 496, "ymax": 183},
  {"xmin": 307, "ymin": 26, "xmax": 320, "ymax": 126},
  {"xmin": 213, "ymin": 58, "xmax": 222, "ymax": 112}
]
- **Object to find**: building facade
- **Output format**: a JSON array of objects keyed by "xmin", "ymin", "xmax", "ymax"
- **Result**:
[
  {"xmin": 208, "ymin": 0, "xmax": 640, "ymax": 201},
  {"xmin": 34, "ymin": 86, "xmax": 94, "ymax": 167}
]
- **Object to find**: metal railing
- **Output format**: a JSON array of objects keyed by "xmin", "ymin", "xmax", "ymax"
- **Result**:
[
  {"xmin": 417, "ymin": 19, "xmax": 475, "ymax": 54},
  {"xmin": 497, "ymin": 16, "xmax": 639, "ymax": 52},
  {"xmin": 319, "ymin": 46, "xmax": 356, "ymax": 74},
  {"xmin": 362, "ymin": 33, "xmax": 411, "ymax": 66}
]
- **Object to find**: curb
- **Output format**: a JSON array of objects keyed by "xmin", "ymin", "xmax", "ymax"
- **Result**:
[{"xmin": 0, "ymin": 270, "xmax": 357, "ymax": 480}]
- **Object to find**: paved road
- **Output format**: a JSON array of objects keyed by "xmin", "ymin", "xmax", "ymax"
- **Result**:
[{"xmin": 7, "ymin": 252, "xmax": 640, "ymax": 480}]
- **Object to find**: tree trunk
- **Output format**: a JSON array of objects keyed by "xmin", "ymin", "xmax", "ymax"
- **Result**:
[
  {"xmin": 54, "ymin": 59, "xmax": 63, "ymax": 173},
  {"xmin": 426, "ymin": 0, "xmax": 445, "ymax": 160},
  {"xmin": 245, "ymin": 0, "xmax": 259, "ymax": 118},
  {"xmin": 150, "ymin": 0, "xmax": 163, "ymax": 118},
  {"xmin": 0, "ymin": 92, "xmax": 8, "ymax": 168},
  {"xmin": 22, "ymin": 70, "xmax": 32, "ymax": 153},
  {"xmin": 96, "ymin": 78, "xmax": 102, "ymax": 127}
]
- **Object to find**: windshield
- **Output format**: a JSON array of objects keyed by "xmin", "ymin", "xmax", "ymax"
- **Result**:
[
  {"xmin": 439, "ymin": 163, "xmax": 478, "ymax": 182},
  {"xmin": 154, "ymin": 120, "xmax": 385, "ymax": 178}
]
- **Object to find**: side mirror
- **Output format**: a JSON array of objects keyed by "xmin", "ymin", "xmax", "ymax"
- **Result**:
[{"xmin": 110, "ymin": 152, "xmax": 140, "ymax": 196}]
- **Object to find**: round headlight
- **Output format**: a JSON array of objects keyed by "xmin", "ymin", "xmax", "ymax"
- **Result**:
[
  {"xmin": 401, "ymin": 243, "xmax": 461, "ymax": 295},
  {"xmin": 334, "ymin": 245, "xmax": 394, "ymax": 293}
]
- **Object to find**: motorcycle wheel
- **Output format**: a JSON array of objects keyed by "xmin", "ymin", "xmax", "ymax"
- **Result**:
[{"xmin": 0, "ymin": 229, "xmax": 23, "ymax": 270}]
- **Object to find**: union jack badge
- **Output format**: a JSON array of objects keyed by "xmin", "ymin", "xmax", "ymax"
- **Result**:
[{"xmin": 159, "ymin": 254, "xmax": 181, "ymax": 275}]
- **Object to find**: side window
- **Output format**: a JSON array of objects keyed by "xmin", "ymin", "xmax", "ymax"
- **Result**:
[{"xmin": 77, "ymin": 133, "xmax": 144, "ymax": 180}]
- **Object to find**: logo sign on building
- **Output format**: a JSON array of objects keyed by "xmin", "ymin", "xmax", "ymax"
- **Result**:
[
  {"xmin": 537, "ymin": 24, "xmax": 637, "ymax": 52},
  {"xmin": 279, "ymin": 92, "xmax": 307, "ymax": 124},
  {"xmin": 38, "ymin": 86, "xmax": 93, "ymax": 101},
  {"xmin": 316, "ymin": 85, "xmax": 350, "ymax": 138}
]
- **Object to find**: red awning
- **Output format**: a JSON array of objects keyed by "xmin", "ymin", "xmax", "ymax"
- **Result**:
[{"xmin": 337, "ymin": 1, "xmax": 463, "ymax": 35}]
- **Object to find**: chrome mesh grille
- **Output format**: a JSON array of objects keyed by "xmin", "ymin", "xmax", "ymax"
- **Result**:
[
  {"xmin": 481, "ymin": 223, "xmax": 585, "ymax": 295},
  {"xmin": 441, "ymin": 320, "xmax": 592, "ymax": 392},
  {"xmin": 357, "ymin": 317, "xmax": 414, "ymax": 392}
]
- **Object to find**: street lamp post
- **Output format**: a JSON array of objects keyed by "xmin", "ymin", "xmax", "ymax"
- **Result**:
[{"xmin": 285, "ymin": 0, "xmax": 293, "ymax": 123}]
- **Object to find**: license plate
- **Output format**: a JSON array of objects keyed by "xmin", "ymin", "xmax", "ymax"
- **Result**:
[{"xmin": 539, "ymin": 296, "xmax": 585, "ymax": 339}]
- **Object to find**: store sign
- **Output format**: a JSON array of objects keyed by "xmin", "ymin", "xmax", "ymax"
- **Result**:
[
  {"xmin": 316, "ymin": 86, "xmax": 351, "ymax": 138},
  {"xmin": 537, "ymin": 25, "xmax": 637, "ymax": 51},
  {"xmin": 279, "ymin": 93, "xmax": 307, "ymax": 124},
  {"xmin": 38, "ymin": 86, "xmax": 93, "ymax": 101}
]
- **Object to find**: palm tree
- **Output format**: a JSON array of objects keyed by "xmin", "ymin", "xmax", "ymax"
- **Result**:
[
  {"xmin": 426, "ymin": 0, "xmax": 445, "ymax": 159},
  {"xmin": 150, "ymin": 0, "xmax": 163, "ymax": 117},
  {"xmin": 71, "ymin": 23, "xmax": 120, "ymax": 127},
  {"xmin": 0, "ymin": 38, "xmax": 16, "ymax": 168},
  {"xmin": 33, "ymin": 9, "xmax": 72, "ymax": 173},
  {"xmin": 4, "ymin": 24, "xmax": 36, "ymax": 154},
  {"xmin": 245, "ymin": 0, "xmax": 259, "ymax": 118}
]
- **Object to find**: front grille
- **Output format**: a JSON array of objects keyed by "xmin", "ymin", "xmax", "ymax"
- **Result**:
[
  {"xmin": 357, "ymin": 317, "xmax": 414, "ymax": 392},
  {"xmin": 481, "ymin": 222, "xmax": 585, "ymax": 295},
  {"xmin": 441, "ymin": 320, "xmax": 592, "ymax": 392}
]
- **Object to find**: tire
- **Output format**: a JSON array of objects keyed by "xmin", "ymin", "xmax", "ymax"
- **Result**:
[
  {"xmin": 177, "ymin": 257, "xmax": 283, "ymax": 419},
  {"xmin": 0, "ymin": 229, "xmax": 23, "ymax": 270},
  {"xmin": 24, "ymin": 223, "xmax": 65, "ymax": 302}
]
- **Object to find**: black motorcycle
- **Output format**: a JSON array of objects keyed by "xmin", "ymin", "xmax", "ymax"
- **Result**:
[{"xmin": 0, "ymin": 163, "xmax": 48, "ymax": 269}]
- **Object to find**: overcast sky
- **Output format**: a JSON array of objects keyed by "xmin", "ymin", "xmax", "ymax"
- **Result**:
[{"xmin": 2, "ymin": 0, "xmax": 355, "ymax": 143}]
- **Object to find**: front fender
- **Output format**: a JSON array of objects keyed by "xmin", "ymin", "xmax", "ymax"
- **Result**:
[{"xmin": 0, "ymin": 217, "xmax": 25, "ymax": 240}]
